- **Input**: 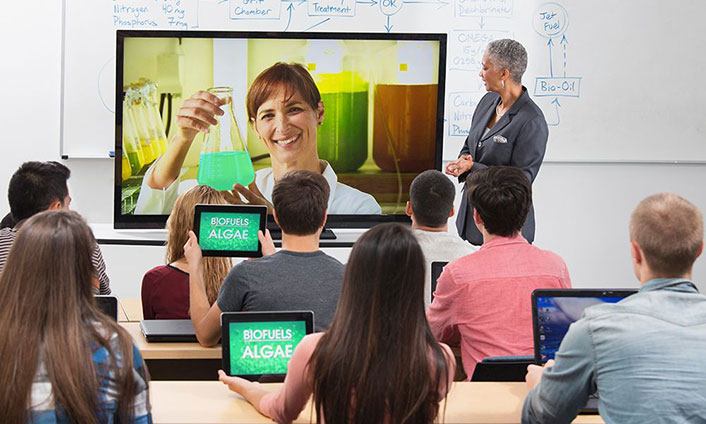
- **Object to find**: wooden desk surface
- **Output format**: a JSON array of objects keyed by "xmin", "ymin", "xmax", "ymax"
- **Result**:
[
  {"xmin": 118, "ymin": 298, "xmax": 144, "ymax": 322},
  {"xmin": 150, "ymin": 381, "xmax": 605, "ymax": 424},
  {"xmin": 122, "ymin": 322, "xmax": 221, "ymax": 359}
]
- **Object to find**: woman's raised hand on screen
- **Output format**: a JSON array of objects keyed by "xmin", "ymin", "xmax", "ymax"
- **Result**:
[
  {"xmin": 174, "ymin": 90, "xmax": 226, "ymax": 144},
  {"xmin": 444, "ymin": 154, "xmax": 474, "ymax": 177},
  {"xmin": 220, "ymin": 182, "xmax": 274, "ymax": 214},
  {"xmin": 146, "ymin": 91, "xmax": 228, "ymax": 190}
]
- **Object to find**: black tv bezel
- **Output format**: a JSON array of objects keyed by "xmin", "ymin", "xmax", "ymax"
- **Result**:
[{"xmin": 114, "ymin": 30, "xmax": 447, "ymax": 229}]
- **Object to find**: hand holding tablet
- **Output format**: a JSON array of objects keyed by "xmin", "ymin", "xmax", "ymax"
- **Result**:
[{"xmin": 193, "ymin": 204, "xmax": 268, "ymax": 258}]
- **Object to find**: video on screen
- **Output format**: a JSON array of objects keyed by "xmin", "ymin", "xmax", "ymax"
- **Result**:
[{"xmin": 117, "ymin": 34, "xmax": 443, "ymax": 221}]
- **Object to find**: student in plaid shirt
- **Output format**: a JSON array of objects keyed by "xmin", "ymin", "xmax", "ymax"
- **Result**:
[{"xmin": 0, "ymin": 211, "xmax": 151, "ymax": 423}]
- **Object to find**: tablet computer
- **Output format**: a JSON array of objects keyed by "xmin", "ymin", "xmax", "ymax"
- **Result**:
[
  {"xmin": 193, "ymin": 204, "xmax": 267, "ymax": 257},
  {"xmin": 221, "ymin": 311, "xmax": 314, "ymax": 382},
  {"xmin": 95, "ymin": 295, "xmax": 118, "ymax": 321}
]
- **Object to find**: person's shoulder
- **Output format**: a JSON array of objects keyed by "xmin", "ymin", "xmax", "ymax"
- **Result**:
[
  {"xmin": 316, "ymin": 251, "xmax": 344, "ymax": 267},
  {"xmin": 517, "ymin": 89, "xmax": 546, "ymax": 120},
  {"xmin": 0, "ymin": 226, "xmax": 17, "ymax": 242},
  {"xmin": 529, "ymin": 245, "xmax": 568, "ymax": 269}
]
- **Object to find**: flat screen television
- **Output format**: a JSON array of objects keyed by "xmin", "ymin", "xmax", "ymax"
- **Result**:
[{"xmin": 114, "ymin": 30, "xmax": 446, "ymax": 231}]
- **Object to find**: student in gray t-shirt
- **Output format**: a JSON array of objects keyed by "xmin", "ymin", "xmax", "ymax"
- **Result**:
[
  {"xmin": 185, "ymin": 170, "xmax": 344, "ymax": 346},
  {"xmin": 217, "ymin": 250, "xmax": 343, "ymax": 332}
]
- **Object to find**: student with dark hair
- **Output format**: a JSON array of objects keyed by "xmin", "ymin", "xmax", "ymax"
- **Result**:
[
  {"xmin": 406, "ymin": 170, "xmax": 476, "ymax": 307},
  {"xmin": 216, "ymin": 223, "xmax": 456, "ymax": 423},
  {"xmin": 185, "ymin": 170, "xmax": 344, "ymax": 346},
  {"xmin": 427, "ymin": 166, "xmax": 570, "ymax": 378},
  {"xmin": 0, "ymin": 161, "xmax": 111, "ymax": 294},
  {"xmin": 523, "ymin": 193, "xmax": 706, "ymax": 423},
  {"xmin": 0, "ymin": 210, "xmax": 151, "ymax": 423}
]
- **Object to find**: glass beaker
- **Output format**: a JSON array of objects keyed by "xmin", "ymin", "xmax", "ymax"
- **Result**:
[{"xmin": 197, "ymin": 86, "xmax": 255, "ymax": 191}]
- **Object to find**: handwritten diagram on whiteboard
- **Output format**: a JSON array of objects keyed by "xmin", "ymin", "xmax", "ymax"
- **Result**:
[{"xmin": 62, "ymin": 0, "xmax": 582, "ymax": 160}]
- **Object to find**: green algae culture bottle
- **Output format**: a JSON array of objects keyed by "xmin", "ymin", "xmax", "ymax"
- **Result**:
[
  {"xmin": 307, "ymin": 40, "xmax": 368, "ymax": 172},
  {"xmin": 122, "ymin": 98, "xmax": 145, "ymax": 176},
  {"xmin": 197, "ymin": 86, "xmax": 255, "ymax": 191}
]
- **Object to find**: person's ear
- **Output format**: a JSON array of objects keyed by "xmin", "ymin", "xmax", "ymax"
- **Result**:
[
  {"xmin": 320, "ymin": 209, "xmax": 328, "ymax": 228},
  {"xmin": 316, "ymin": 100, "xmax": 325, "ymax": 126},
  {"xmin": 472, "ymin": 208, "xmax": 483, "ymax": 228},
  {"xmin": 47, "ymin": 199, "xmax": 63, "ymax": 211},
  {"xmin": 272, "ymin": 209, "xmax": 279, "ymax": 226},
  {"xmin": 405, "ymin": 201, "xmax": 413, "ymax": 217},
  {"xmin": 448, "ymin": 205, "xmax": 455, "ymax": 218},
  {"xmin": 696, "ymin": 239, "xmax": 704, "ymax": 259},
  {"xmin": 630, "ymin": 240, "xmax": 643, "ymax": 266}
]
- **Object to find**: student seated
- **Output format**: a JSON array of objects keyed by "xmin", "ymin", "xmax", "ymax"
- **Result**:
[
  {"xmin": 0, "ymin": 161, "xmax": 111, "ymax": 294},
  {"xmin": 406, "ymin": 169, "xmax": 477, "ymax": 307},
  {"xmin": 185, "ymin": 170, "xmax": 344, "ymax": 346},
  {"xmin": 141, "ymin": 185, "xmax": 231, "ymax": 319},
  {"xmin": 523, "ymin": 193, "xmax": 706, "ymax": 423},
  {"xmin": 0, "ymin": 210, "xmax": 151, "ymax": 423},
  {"xmin": 427, "ymin": 166, "xmax": 571, "ymax": 378},
  {"xmin": 216, "ymin": 223, "xmax": 456, "ymax": 423}
]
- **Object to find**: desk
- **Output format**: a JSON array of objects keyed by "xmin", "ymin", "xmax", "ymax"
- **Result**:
[
  {"xmin": 118, "ymin": 298, "xmax": 143, "ymax": 322},
  {"xmin": 150, "ymin": 381, "xmax": 605, "ymax": 424},
  {"xmin": 122, "ymin": 322, "xmax": 221, "ymax": 380}
]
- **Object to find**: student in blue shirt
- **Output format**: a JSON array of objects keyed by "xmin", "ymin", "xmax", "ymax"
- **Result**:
[
  {"xmin": 0, "ymin": 210, "xmax": 151, "ymax": 423},
  {"xmin": 523, "ymin": 193, "xmax": 706, "ymax": 424}
]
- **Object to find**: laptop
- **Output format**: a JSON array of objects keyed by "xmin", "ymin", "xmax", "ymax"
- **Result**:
[
  {"xmin": 95, "ymin": 295, "xmax": 118, "ymax": 321},
  {"xmin": 221, "ymin": 311, "xmax": 314, "ymax": 382},
  {"xmin": 139, "ymin": 319, "xmax": 198, "ymax": 342},
  {"xmin": 430, "ymin": 261, "xmax": 448, "ymax": 302},
  {"xmin": 531, "ymin": 288, "xmax": 637, "ymax": 413}
]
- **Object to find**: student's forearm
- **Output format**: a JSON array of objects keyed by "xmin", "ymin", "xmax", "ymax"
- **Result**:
[
  {"xmin": 188, "ymin": 264, "xmax": 218, "ymax": 345},
  {"xmin": 240, "ymin": 383, "xmax": 270, "ymax": 416}
]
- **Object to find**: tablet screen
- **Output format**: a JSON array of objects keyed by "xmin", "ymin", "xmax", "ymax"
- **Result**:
[
  {"xmin": 194, "ymin": 204, "xmax": 267, "ymax": 257},
  {"xmin": 221, "ymin": 311, "xmax": 314, "ymax": 381}
]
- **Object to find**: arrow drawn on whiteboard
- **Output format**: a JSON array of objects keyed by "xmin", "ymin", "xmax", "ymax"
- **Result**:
[
  {"xmin": 479, "ymin": 16, "xmax": 485, "ymax": 29},
  {"xmin": 548, "ymin": 97, "xmax": 561, "ymax": 126},
  {"xmin": 560, "ymin": 34, "xmax": 568, "ymax": 77},
  {"xmin": 98, "ymin": 58, "xmax": 115, "ymax": 114},
  {"xmin": 284, "ymin": 3, "xmax": 294, "ymax": 31},
  {"xmin": 384, "ymin": 16, "xmax": 393, "ymax": 33},
  {"xmin": 356, "ymin": 0, "xmax": 378, "ymax": 6},
  {"xmin": 305, "ymin": 18, "xmax": 330, "ymax": 31},
  {"xmin": 547, "ymin": 38, "xmax": 554, "ymax": 78}
]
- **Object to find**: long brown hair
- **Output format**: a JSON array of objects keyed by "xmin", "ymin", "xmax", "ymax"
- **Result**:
[
  {"xmin": 166, "ymin": 185, "xmax": 231, "ymax": 304},
  {"xmin": 310, "ymin": 223, "xmax": 452, "ymax": 423},
  {"xmin": 0, "ymin": 210, "xmax": 142, "ymax": 423}
]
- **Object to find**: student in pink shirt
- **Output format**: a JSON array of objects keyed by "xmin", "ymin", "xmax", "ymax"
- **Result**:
[
  {"xmin": 427, "ymin": 166, "xmax": 570, "ymax": 379},
  {"xmin": 214, "ymin": 223, "xmax": 456, "ymax": 423}
]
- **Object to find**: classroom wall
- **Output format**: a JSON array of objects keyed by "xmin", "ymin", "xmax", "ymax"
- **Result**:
[{"xmin": 2, "ymin": 1, "xmax": 705, "ymax": 298}]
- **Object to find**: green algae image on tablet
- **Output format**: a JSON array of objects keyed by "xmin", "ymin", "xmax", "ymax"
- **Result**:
[
  {"xmin": 229, "ymin": 321, "xmax": 308, "ymax": 375},
  {"xmin": 199, "ymin": 212, "xmax": 260, "ymax": 251}
]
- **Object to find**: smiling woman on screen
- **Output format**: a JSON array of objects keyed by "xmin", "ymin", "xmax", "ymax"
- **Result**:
[{"xmin": 135, "ymin": 62, "xmax": 381, "ymax": 215}]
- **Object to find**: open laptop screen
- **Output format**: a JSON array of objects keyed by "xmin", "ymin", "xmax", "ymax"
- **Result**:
[
  {"xmin": 532, "ymin": 289, "xmax": 637, "ymax": 364},
  {"xmin": 221, "ymin": 311, "xmax": 314, "ymax": 381}
]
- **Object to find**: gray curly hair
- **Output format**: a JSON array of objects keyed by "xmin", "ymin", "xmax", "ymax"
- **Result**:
[{"xmin": 486, "ymin": 39, "xmax": 527, "ymax": 84}]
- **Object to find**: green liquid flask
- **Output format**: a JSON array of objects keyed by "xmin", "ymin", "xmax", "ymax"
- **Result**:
[{"xmin": 197, "ymin": 87, "xmax": 255, "ymax": 191}]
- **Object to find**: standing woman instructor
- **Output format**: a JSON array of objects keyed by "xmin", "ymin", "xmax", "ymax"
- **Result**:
[{"xmin": 446, "ymin": 39, "xmax": 548, "ymax": 245}]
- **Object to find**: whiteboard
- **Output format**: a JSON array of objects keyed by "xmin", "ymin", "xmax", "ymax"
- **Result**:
[{"xmin": 61, "ymin": 0, "xmax": 706, "ymax": 162}]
